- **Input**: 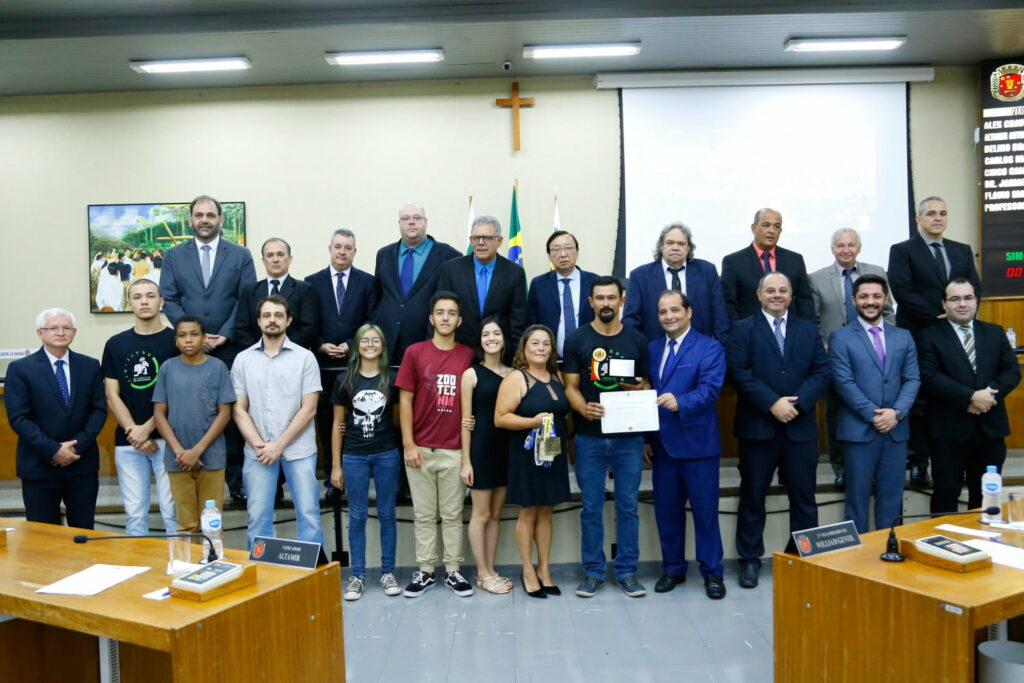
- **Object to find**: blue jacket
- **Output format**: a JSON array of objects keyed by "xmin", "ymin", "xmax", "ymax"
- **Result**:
[
  {"xmin": 623, "ymin": 259, "xmax": 729, "ymax": 343},
  {"xmin": 527, "ymin": 268, "xmax": 598, "ymax": 334}
]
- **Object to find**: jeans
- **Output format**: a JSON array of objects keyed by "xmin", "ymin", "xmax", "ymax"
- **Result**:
[
  {"xmin": 343, "ymin": 449, "xmax": 401, "ymax": 577},
  {"xmin": 115, "ymin": 440, "xmax": 177, "ymax": 536},
  {"xmin": 244, "ymin": 453, "xmax": 325, "ymax": 549},
  {"xmin": 574, "ymin": 434, "xmax": 644, "ymax": 580}
]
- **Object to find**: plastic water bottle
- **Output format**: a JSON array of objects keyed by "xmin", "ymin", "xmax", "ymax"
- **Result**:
[
  {"xmin": 981, "ymin": 466, "xmax": 1003, "ymax": 524},
  {"xmin": 1008, "ymin": 328, "xmax": 1017, "ymax": 349},
  {"xmin": 199, "ymin": 499, "xmax": 224, "ymax": 561}
]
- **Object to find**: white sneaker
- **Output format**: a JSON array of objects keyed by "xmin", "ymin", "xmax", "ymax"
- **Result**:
[
  {"xmin": 344, "ymin": 576, "xmax": 364, "ymax": 601},
  {"xmin": 380, "ymin": 573, "xmax": 401, "ymax": 596}
]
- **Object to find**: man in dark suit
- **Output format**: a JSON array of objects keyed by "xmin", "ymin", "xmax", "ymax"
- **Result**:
[
  {"xmin": 646, "ymin": 290, "xmax": 727, "ymax": 599},
  {"xmin": 917, "ymin": 278, "xmax": 1020, "ymax": 514},
  {"xmin": 305, "ymin": 228, "xmax": 378, "ymax": 473},
  {"xmin": 623, "ymin": 222, "xmax": 729, "ymax": 343},
  {"xmin": 887, "ymin": 196, "xmax": 982, "ymax": 485},
  {"xmin": 721, "ymin": 208, "xmax": 814, "ymax": 322},
  {"xmin": 526, "ymin": 230, "xmax": 597, "ymax": 356},
  {"xmin": 436, "ymin": 215, "xmax": 527, "ymax": 349},
  {"xmin": 5, "ymin": 308, "xmax": 107, "ymax": 528},
  {"xmin": 725, "ymin": 272, "xmax": 829, "ymax": 588},
  {"xmin": 235, "ymin": 238, "xmax": 319, "ymax": 350},
  {"xmin": 374, "ymin": 203, "xmax": 460, "ymax": 364},
  {"xmin": 828, "ymin": 274, "xmax": 920, "ymax": 533}
]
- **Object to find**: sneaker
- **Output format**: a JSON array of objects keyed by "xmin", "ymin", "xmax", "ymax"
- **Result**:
[
  {"xmin": 616, "ymin": 575, "xmax": 647, "ymax": 597},
  {"xmin": 444, "ymin": 570, "xmax": 474, "ymax": 597},
  {"xmin": 380, "ymin": 573, "xmax": 401, "ymax": 596},
  {"xmin": 343, "ymin": 576, "xmax": 364, "ymax": 601},
  {"xmin": 403, "ymin": 570, "xmax": 435, "ymax": 598},
  {"xmin": 575, "ymin": 575, "xmax": 604, "ymax": 598}
]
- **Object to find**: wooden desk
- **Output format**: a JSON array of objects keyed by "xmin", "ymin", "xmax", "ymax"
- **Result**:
[
  {"xmin": 774, "ymin": 513, "xmax": 1024, "ymax": 682},
  {"xmin": 0, "ymin": 521, "xmax": 344, "ymax": 683}
]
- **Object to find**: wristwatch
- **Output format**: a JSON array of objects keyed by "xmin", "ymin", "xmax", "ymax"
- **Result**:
[{"xmin": 894, "ymin": 409, "xmax": 905, "ymax": 421}]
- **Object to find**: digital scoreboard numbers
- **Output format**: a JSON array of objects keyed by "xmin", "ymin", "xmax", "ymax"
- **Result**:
[{"xmin": 980, "ymin": 59, "xmax": 1024, "ymax": 297}]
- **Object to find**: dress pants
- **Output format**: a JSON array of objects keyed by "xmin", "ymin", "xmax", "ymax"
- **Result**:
[
  {"xmin": 21, "ymin": 471, "xmax": 99, "ymax": 529},
  {"xmin": 652, "ymin": 454, "xmax": 723, "ymax": 578},
  {"xmin": 823, "ymin": 388, "xmax": 845, "ymax": 477},
  {"xmin": 929, "ymin": 426, "xmax": 1006, "ymax": 514},
  {"xmin": 843, "ymin": 435, "xmax": 907, "ymax": 533}
]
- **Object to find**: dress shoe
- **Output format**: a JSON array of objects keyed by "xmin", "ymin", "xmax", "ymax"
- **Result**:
[
  {"xmin": 230, "ymin": 488, "xmax": 247, "ymax": 505},
  {"xmin": 521, "ymin": 573, "xmax": 547, "ymax": 599},
  {"xmin": 654, "ymin": 573, "xmax": 686, "ymax": 593},
  {"xmin": 704, "ymin": 575, "xmax": 726, "ymax": 600},
  {"xmin": 834, "ymin": 472, "xmax": 845, "ymax": 490},
  {"xmin": 738, "ymin": 562, "xmax": 759, "ymax": 589},
  {"xmin": 909, "ymin": 463, "xmax": 929, "ymax": 486},
  {"xmin": 542, "ymin": 584, "xmax": 561, "ymax": 596}
]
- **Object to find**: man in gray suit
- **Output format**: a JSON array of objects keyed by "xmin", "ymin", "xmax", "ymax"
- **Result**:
[{"xmin": 809, "ymin": 228, "xmax": 893, "ymax": 487}]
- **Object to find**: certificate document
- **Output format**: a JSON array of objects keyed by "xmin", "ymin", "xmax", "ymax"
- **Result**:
[{"xmin": 600, "ymin": 390, "xmax": 659, "ymax": 434}]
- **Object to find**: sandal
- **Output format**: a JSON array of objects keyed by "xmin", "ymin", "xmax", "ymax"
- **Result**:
[{"xmin": 476, "ymin": 575, "xmax": 512, "ymax": 594}]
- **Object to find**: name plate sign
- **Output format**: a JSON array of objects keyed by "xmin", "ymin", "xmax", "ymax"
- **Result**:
[
  {"xmin": 792, "ymin": 521, "xmax": 861, "ymax": 558},
  {"xmin": 249, "ymin": 536, "xmax": 323, "ymax": 570}
]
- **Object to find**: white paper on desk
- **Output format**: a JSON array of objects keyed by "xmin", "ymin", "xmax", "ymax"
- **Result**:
[
  {"xmin": 36, "ymin": 564, "xmax": 150, "ymax": 596},
  {"xmin": 963, "ymin": 540, "xmax": 1024, "ymax": 570},
  {"xmin": 935, "ymin": 524, "xmax": 1001, "ymax": 539},
  {"xmin": 600, "ymin": 390, "xmax": 659, "ymax": 434}
]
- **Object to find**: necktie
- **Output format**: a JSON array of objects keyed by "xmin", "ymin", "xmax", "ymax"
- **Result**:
[
  {"xmin": 561, "ymin": 278, "xmax": 576, "ymax": 336},
  {"xmin": 662, "ymin": 338, "xmax": 678, "ymax": 381},
  {"xmin": 335, "ymin": 272, "xmax": 346, "ymax": 315},
  {"xmin": 930, "ymin": 242, "xmax": 947, "ymax": 281},
  {"xmin": 960, "ymin": 325, "xmax": 976, "ymax": 371},
  {"xmin": 200, "ymin": 244, "xmax": 212, "ymax": 287},
  {"xmin": 773, "ymin": 317, "xmax": 785, "ymax": 355},
  {"xmin": 477, "ymin": 267, "xmax": 489, "ymax": 315},
  {"xmin": 55, "ymin": 359, "xmax": 70, "ymax": 407},
  {"xmin": 400, "ymin": 248, "xmax": 415, "ymax": 296},
  {"xmin": 842, "ymin": 268, "xmax": 858, "ymax": 324},
  {"xmin": 869, "ymin": 326, "xmax": 886, "ymax": 369},
  {"xmin": 761, "ymin": 252, "xmax": 772, "ymax": 273},
  {"xmin": 668, "ymin": 267, "xmax": 682, "ymax": 291},
  {"xmin": 270, "ymin": 279, "xmax": 280, "ymax": 296}
]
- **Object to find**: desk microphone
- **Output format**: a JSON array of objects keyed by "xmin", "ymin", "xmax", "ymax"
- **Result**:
[
  {"xmin": 880, "ymin": 508, "xmax": 1000, "ymax": 563},
  {"xmin": 73, "ymin": 533, "xmax": 218, "ymax": 564}
]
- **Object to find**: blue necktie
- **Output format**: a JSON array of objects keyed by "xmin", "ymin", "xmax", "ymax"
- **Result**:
[
  {"xmin": 400, "ymin": 248, "xmax": 415, "ymax": 296},
  {"xmin": 477, "ymin": 267, "xmax": 489, "ymax": 315},
  {"xmin": 661, "ymin": 338, "xmax": 678, "ymax": 382},
  {"xmin": 335, "ymin": 272, "xmax": 346, "ymax": 315},
  {"xmin": 200, "ymin": 244, "xmax": 212, "ymax": 287},
  {"xmin": 561, "ymin": 278, "xmax": 576, "ymax": 336},
  {"xmin": 842, "ymin": 268, "xmax": 857, "ymax": 324},
  {"xmin": 55, "ymin": 359, "xmax": 70, "ymax": 407},
  {"xmin": 761, "ymin": 252, "xmax": 772, "ymax": 273},
  {"xmin": 773, "ymin": 317, "xmax": 785, "ymax": 356}
]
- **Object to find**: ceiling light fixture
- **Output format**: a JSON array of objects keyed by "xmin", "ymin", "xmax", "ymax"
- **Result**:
[
  {"xmin": 130, "ymin": 57, "xmax": 252, "ymax": 74},
  {"xmin": 784, "ymin": 37, "xmax": 907, "ymax": 53},
  {"xmin": 325, "ymin": 49, "xmax": 444, "ymax": 66},
  {"xmin": 523, "ymin": 43, "xmax": 641, "ymax": 60}
]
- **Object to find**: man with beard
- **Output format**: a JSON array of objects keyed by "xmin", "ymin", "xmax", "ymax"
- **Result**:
[
  {"xmin": 564, "ymin": 276, "xmax": 651, "ymax": 598},
  {"xmin": 827, "ymin": 274, "xmax": 920, "ymax": 533},
  {"xmin": 232, "ymin": 295, "xmax": 324, "ymax": 549}
]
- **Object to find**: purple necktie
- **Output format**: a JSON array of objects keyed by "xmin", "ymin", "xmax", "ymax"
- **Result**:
[{"xmin": 869, "ymin": 326, "xmax": 886, "ymax": 369}]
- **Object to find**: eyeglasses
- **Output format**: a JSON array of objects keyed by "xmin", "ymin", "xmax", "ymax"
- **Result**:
[
  {"xmin": 548, "ymin": 246, "xmax": 577, "ymax": 255},
  {"xmin": 39, "ymin": 326, "xmax": 75, "ymax": 333},
  {"xmin": 944, "ymin": 295, "xmax": 976, "ymax": 303},
  {"xmin": 399, "ymin": 215, "xmax": 425, "ymax": 222},
  {"xmin": 469, "ymin": 235, "xmax": 499, "ymax": 243},
  {"xmin": 359, "ymin": 337, "xmax": 383, "ymax": 345}
]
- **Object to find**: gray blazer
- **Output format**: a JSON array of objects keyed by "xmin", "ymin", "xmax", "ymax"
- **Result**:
[{"xmin": 809, "ymin": 261, "xmax": 894, "ymax": 341}]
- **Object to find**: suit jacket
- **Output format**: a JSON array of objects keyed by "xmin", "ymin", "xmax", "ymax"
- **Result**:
[
  {"xmin": 916, "ymin": 320, "xmax": 1020, "ymax": 442},
  {"xmin": 4, "ymin": 349, "xmax": 107, "ymax": 480},
  {"xmin": 648, "ymin": 330, "xmax": 726, "ymax": 459},
  {"xmin": 725, "ymin": 313, "xmax": 830, "ymax": 442},
  {"xmin": 623, "ymin": 259, "xmax": 730, "ymax": 342},
  {"xmin": 827, "ymin": 321, "xmax": 920, "ymax": 443},
  {"xmin": 527, "ymin": 268, "xmax": 598, "ymax": 338},
  {"xmin": 887, "ymin": 234, "xmax": 980, "ymax": 333},
  {"xmin": 160, "ymin": 238, "xmax": 257, "ymax": 340},
  {"xmin": 436, "ymin": 254, "xmax": 528, "ymax": 348},
  {"xmin": 305, "ymin": 265, "xmax": 378, "ymax": 365},
  {"xmin": 809, "ymin": 261, "xmax": 895, "ymax": 340},
  {"xmin": 373, "ymin": 237, "xmax": 460, "ymax": 363},
  {"xmin": 234, "ymin": 275, "xmax": 320, "ymax": 350},
  {"xmin": 721, "ymin": 245, "xmax": 814, "ymax": 322}
]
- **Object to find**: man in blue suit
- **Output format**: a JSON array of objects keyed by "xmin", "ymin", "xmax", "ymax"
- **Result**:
[
  {"xmin": 5, "ymin": 308, "xmax": 107, "ymax": 528},
  {"xmin": 828, "ymin": 274, "xmax": 920, "ymax": 533},
  {"xmin": 526, "ymin": 230, "xmax": 597, "ymax": 357},
  {"xmin": 725, "ymin": 273, "xmax": 830, "ymax": 588},
  {"xmin": 623, "ymin": 222, "xmax": 729, "ymax": 342},
  {"xmin": 646, "ymin": 290, "xmax": 727, "ymax": 598}
]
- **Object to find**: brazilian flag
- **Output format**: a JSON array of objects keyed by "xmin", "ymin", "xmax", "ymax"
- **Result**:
[{"xmin": 507, "ymin": 184, "xmax": 523, "ymax": 267}]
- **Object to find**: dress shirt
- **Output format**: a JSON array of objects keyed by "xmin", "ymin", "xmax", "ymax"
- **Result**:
[
  {"xmin": 752, "ymin": 243, "xmax": 776, "ymax": 273},
  {"xmin": 661, "ymin": 259, "xmax": 687, "ymax": 294},
  {"xmin": 556, "ymin": 267, "xmax": 581, "ymax": 355},
  {"xmin": 396, "ymin": 239, "xmax": 434, "ymax": 284},
  {"xmin": 43, "ymin": 348, "xmax": 71, "ymax": 395},
  {"xmin": 761, "ymin": 310, "xmax": 787, "ymax": 340},
  {"xmin": 834, "ymin": 262, "xmax": 859, "ymax": 279},
  {"xmin": 266, "ymin": 273, "xmax": 290, "ymax": 296},
  {"xmin": 918, "ymin": 233, "xmax": 951, "ymax": 275},
  {"xmin": 948, "ymin": 318, "xmax": 974, "ymax": 338},
  {"xmin": 194, "ymin": 235, "xmax": 221, "ymax": 272},
  {"xmin": 857, "ymin": 317, "xmax": 886, "ymax": 354},
  {"xmin": 658, "ymin": 327, "xmax": 692, "ymax": 379}
]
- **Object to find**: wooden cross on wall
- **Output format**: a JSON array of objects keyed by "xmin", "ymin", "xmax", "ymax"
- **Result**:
[{"xmin": 495, "ymin": 81, "xmax": 535, "ymax": 151}]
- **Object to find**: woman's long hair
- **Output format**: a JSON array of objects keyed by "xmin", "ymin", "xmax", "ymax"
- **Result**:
[
  {"xmin": 512, "ymin": 324, "xmax": 559, "ymax": 376},
  {"xmin": 342, "ymin": 323, "xmax": 390, "ymax": 395}
]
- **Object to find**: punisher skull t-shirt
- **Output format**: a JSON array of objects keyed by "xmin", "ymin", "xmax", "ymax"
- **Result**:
[{"xmin": 331, "ymin": 372, "xmax": 398, "ymax": 455}]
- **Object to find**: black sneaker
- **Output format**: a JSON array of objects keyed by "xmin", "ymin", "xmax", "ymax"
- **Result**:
[
  {"xmin": 444, "ymin": 570, "xmax": 474, "ymax": 597},
  {"xmin": 403, "ymin": 570, "xmax": 435, "ymax": 598}
]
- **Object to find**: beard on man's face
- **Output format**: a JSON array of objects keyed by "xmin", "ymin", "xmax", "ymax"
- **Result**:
[{"xmin": 597, "ymin": 306, "xmax": 616, "ymax": 323}]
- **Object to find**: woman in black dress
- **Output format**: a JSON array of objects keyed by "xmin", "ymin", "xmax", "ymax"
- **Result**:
[
  {"xmin": 495, "ymin": 324, "xmax": 571, "ymax": 598},
  {"xmin": 459, "ymin": 319, "xmax": 513, "ymax": 594}
]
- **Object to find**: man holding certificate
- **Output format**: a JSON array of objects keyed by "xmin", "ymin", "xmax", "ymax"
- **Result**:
[{"xmin": 563, "ymin": 276, "xmax": 653, "ymax": 599}]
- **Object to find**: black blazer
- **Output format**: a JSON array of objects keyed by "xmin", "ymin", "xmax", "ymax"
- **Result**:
[
  {"xmin": 305, "ymin": 265, "xmax": 378, "ymax": 364},
  {"xmin": 436, "ymin": 254, "xmax": 528, "ymax": 348},
  {"xmin": 4, "ymin": 349, "xmax": 107, "ymax": 480},
  {"xmin": 721, "ymin": 245, "xmax": 814, "ymax": 322},
  {"xmin": 916, "ymin": 320, "xmax": 1021, "ymax": 441},
  {"xmin": 526, "ymin": 268, "xmax": 598, "ymax": 337},
  {"xmin": 887, "ymin": 235, "xmax": 980, "ymax": 333},
  {"xmin": 234, "ymin": 276, "xmax": 320, "ymax": 350},
  {"xmin": 373, "ymin": 237, "xmax": 460, "ymax": 363}
]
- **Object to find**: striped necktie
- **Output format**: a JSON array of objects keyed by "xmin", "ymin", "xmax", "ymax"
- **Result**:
[{"xmin": 960, "ymin": 325, "xmax": 976, "ymax": 372}]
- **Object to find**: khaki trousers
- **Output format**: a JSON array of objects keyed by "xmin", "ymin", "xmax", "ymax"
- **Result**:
[
  {"xmin": 168, "ymin": 469, "xmax": 226, "ymax": 534},
  {"xmin": 405, "ymin": 447, "xmax": 465, "ymax": 573}
]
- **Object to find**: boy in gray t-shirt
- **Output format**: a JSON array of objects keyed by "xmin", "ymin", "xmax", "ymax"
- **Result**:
[{"xmin": 153, "ymin": 316, "xmax": 235, "ymax": 533}]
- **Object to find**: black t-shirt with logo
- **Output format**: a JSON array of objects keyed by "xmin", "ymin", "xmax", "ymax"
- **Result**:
[
  {"xmin": 331, "ymin": 372, "xmax": 398, "ymax": 455},
  {"xmin": 562, "ymin": 323, "xmax": 649, "ymax": 438},
  {"xmin": 101, "ymin": 327, "xmax": 178, "ymax": 446}
]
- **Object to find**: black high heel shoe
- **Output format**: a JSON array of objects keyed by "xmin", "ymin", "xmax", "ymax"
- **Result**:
[{"xmin": 521, "ymin": 572, "xmax": 547, "ymax": 599}]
